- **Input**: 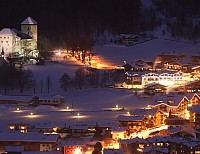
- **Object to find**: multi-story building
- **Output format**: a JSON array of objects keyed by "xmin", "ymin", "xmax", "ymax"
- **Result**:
[{"xmin": 0, "ymin": 17, "xmax": 38, "ymax": 58}]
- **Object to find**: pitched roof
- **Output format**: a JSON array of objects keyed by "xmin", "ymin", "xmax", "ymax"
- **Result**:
[
  {"xmin": 0, "ymin": 28, "xmax": 16, "ymax": 35},
  {"xmin": 0, "ymin": 132, "xmax": 58, "ymax": 142},
  {"xmin": 117, "ymin": 115, "xmax": 145, "ymax": 122},
  {"xmin": 21, "ymin": 17, "xmax": 37, "ymax": 25},
  {"xmin": 12, "ymin": 28, "xmax": 32, "ymax": 40},
  {"xmin": 132, "ymin": 108, "xmax": 158, "ymax": 116}
]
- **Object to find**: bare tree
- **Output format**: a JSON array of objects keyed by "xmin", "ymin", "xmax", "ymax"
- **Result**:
[
  {"xmin": 16, "ymin": 68, "xmax": 33, "ymax": 93},
  {"xmin": 40, "ymin": 80, "xmax": 43, "ymax": 94},
  {"xmin": 0, "ymin": 62, "xmax": 12, "ymax": 93},
  {"xmin": 74, "ymin": 68, "xmax": 85, "ymax": 90},
  {"xmin": 59, "ymin": 73, "xmax": 71, "ymax": 92}
]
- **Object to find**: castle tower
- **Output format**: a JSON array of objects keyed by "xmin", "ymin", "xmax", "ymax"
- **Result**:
[{"xmin": 21, "ymin": 17, "xmax": 38, "ymax": 57}]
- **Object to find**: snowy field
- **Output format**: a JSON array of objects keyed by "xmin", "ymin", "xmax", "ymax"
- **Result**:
[
  {"xmin": 93, "ymin": 38, "xmax": 200, "ymax": 66},
  {"xmin": 0, "ymin": 38, "xmax": 199, "ymax": 131}
]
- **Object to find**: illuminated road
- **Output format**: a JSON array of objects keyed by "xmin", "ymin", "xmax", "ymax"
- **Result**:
[
  {"xmin": 130, "ymin": 125, "xmax": 168, "ymax": 139},
  {"xmin": 53, "ymin": 50, "xmax": 116, "ymax": 70}
]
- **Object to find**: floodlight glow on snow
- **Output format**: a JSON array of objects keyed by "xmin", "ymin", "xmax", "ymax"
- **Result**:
[{"xmin": 13, "ymin": 108, "xmax": 25, "ymax": 113}]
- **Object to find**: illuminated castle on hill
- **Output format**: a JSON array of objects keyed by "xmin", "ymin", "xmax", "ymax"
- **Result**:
[{"xmin": 0, "ymin": 17, "xmax": 38, "ymax": 58}]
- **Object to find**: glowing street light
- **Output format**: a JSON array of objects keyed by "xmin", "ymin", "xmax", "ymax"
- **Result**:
[
  {"xmin": 30, "ymin": 112, "xmax": 33, "ymax": 116},
  {"xmin": 17, "ymin": 108, "xmax": 19, "ymax": 111},
  {"xmin": 77, "ymin": 113, "xmax": 80, "ymax": 116},
  {"xmin": 116, "ymin": 105, "xmax": 118, "ymax": 108},
  {"xmin": 66, "ymin": 106, "xmax": 69, "ymax": 110},
  {"xmin": 74, "ymin": 148, "xmax": 82, "ymax": 154}
]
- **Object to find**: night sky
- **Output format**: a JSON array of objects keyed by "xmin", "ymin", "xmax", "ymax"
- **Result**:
[{"xmin": 0, "ymin": 0, "xmax": 140, "ymax": 48}]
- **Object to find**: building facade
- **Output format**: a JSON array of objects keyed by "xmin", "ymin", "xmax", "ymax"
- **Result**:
[{"xmin": 0, "ymin": 17, "xmax": 38, "ymax": 58}]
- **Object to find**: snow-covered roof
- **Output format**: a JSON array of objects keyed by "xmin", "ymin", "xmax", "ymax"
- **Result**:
[
  {"xmin": 21, "ymin": 17, "xmax": 37, "ymax": 25},
  {"xmin": 70, "ymin": 125, "xmax": 88, "ymax": 130},
  {"xmin": 0, "ymin": 132, "xmax": 58, "ymax": 142},
  {"xmin": 117, "ymin": 115, "xmax": 145, "ymax": 122},
  {"xmin": 142, "ymin": 146, "xmax": 168, "ymax": 153},
  {"xmin": 103, "ymin": 148, "xmax": 124, "ymax": 154},
  {"xmin": 34, "ymin": 122, "xmax": 57, "ymax": 129},
  {"xmin": 61, "ymin": 140, "xmax": 84, "ymax": 146},
  {"xmin": 148, "ymin": 136, "xmax": 169, "ymax": 143},
  {"xmin": 119, "ymin": 137, "xmax": 148, "ymax": 144},
  {"xmin": 12, "ymin": 28, "xmax": 32, "ymax": 40},
  {"xmin": 0, "ymin": 28, "xmax": 16, "ymax": 35},
  {"xmin": 112, "ymin": 127, "xmax": 126, "ymax": 132},
  {"xmin": 0, "ymin": 94, "xmax": 33, "ymax": 102},
  {"xmin": 144, "ymin": 82, "xmax": 166, "ymax": 88},
  {"xmin": 132, "ymin": 108, "xmax": 158, "ymax": 116},
  {"xmin": 149, "ymin": 94, "xmax": 187, "ymax": 107}
]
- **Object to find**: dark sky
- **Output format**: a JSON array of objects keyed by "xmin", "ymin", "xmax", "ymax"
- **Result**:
[{"xmin": 0, "ymin": 0, "xmax": 140, "ymax": 48}]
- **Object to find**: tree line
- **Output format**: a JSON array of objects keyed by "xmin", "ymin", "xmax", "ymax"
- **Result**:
[{"xmin": 0, "ymin": 63, "xmax": 125, "ymax": 94}]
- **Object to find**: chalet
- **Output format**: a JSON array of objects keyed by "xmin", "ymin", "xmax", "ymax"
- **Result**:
[
  {"xmin": 142, "ymin": 146, "xmax": 168, "ymax": 154},
  {"xmin": 144, "ymin": 82, "xmax": 167, "ymax": 95},
  {"xmin": 153, "ymin": 53, "xmax": 186, "ymax": 69},
  {"xmin": 0, "ymin": 132, "xmax": 59, "ymax": 152},
  {"xmin": 168, "ymin": 125, "xmax": 196, "ymax": 138},
  {"xmin": 30, "ymin": 95, "xmax": 65, "ymax": 107},
  {"xmin": 163, "ymin": 58, "xmax": 190, "ymax": 71},
  {"xmin": 70, "ymin": 125, "xmax": 89, "ymax": 138},
  {"xmin": 129, "ymin": 59, "xmax": 152, "ymax": 71},
  {"xmin": 116, "ymin": 34, "xmax": 139, "ymax": 46},
  {"xmin": 62, "ymin": 140, "xmax": 85, "ymax": 154},
  {"xmin": 181, "ymin": 80, "xmax": 200, "ymax": 93},
  {"xmin": 166, "ymin": 116, "xmax": 190, "ymax": 129},
  {"xmin": 189, "ymin": 93, "xmax": 200, "ymax": 106},
  {"xmin": 132, "ymin": 108, "xmax": 164, "ymax": 127},
  {"xmin": 119, "ymin": 137, "xmax": 148, "ymax": 154},
  {"xmin": 33, "ymin": 122, "xmax": 58, "ymax": 134},
  {"xmin": 149, "ymin": 94, "xmax": 190, "ymax": 118},
  {"xmin": 117, "ymin": 115, "xmax": 146, "ymax": 133},
  {"xmin": 111, "ymin": 127, "xmax": 127, "ymax": 140},
  {"xmin": 9, "ymin": 123, "xmax": 32, "ymax": 133},
  {"xmin": 125, "ymin": 72, "xmax": 142, "ymax": 84}
]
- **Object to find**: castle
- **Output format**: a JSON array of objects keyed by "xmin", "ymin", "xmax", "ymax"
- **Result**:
[{"xmin": 0, "ymin": 17, "xmax": 38, "ymax": 58}]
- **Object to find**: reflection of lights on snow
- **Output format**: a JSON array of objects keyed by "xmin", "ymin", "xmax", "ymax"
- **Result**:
[{"xmin": 74, "ymin": 148, "xmax": 82, "ymax": 154}]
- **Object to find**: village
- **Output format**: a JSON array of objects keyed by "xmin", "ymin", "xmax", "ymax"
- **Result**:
[{"xmin": 0, "ymin": 16, "xmax": 200, "ymax": 154}]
